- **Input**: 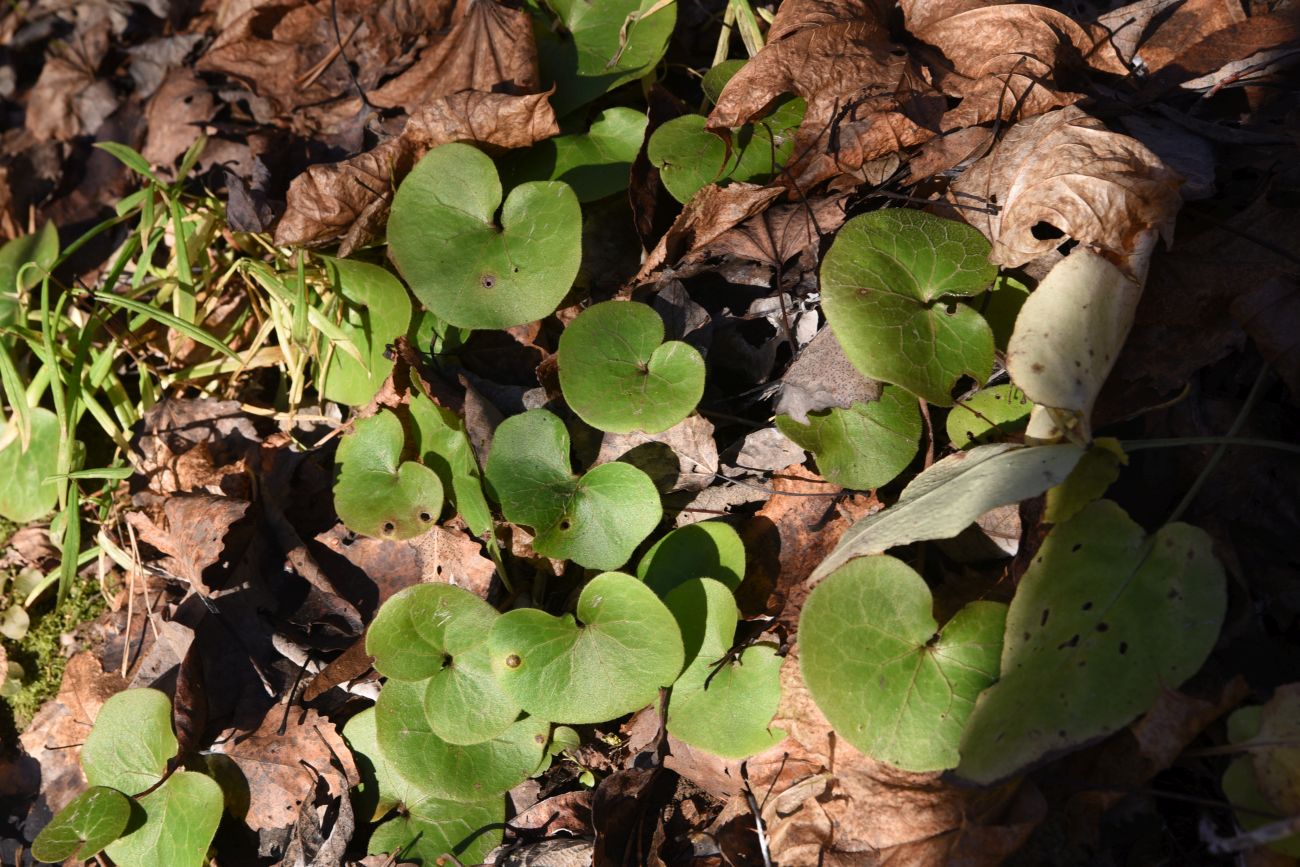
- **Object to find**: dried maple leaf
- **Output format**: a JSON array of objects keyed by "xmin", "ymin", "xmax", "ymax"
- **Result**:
[
  {"xmin": 706, "ymin": 0, "xmax": 943, "ymax": 188},
  {"xmin": 949, "ymin": 106, "xmax": 1182, "ymax": 268},
  {"xmin": 370, "ymin": 0, "xmax": 539, "ymax": 112},
  {"xmin": 275, "ymin": 90, "xmax": 557, "ymax": 253},
  {"xmin": 215, "ymin": 705, "xmax": 358, "ymax": 832},
  {"xmin": 141, "ymin": 68, "xmax": 215, "ymax": 168}
]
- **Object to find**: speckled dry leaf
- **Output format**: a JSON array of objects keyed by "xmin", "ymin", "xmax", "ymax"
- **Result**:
[
  {"xmin": 315, "ymin": 521, "xmax": 496, "ymax": 603},
  {"xmin": 1128, "ymin": 0, "xmax": 1246, "ymax": 76},
  {"xmin": 775, "ymin": 327, "xmax": 882, "ymax": 425},
  {"xmin": 141, "ymin": 69, "xmax": 214, "ymax": 168},
  {"xmin": 596, "ymin": 414, "xmax": 720, "ymax": 493},
  {"xmin": 213, "ymin": 705, "xmax": 357, "ymax": 832},
  {"xmin": 707, "ymin": 0, "xmax": 941, "ymax": 187},
  {"xmin": 950, "ymin": 106, "xmax": 1182, "ymax": 267},
  {"xmin": 632, "ymin": 184, "xmax": 783, "ymax": 286},
  {"xmin": 370, "ymin": 0, "xmax": 538, "ymax": 112},
  {"xmin": 276, "ymin": 90, "xmax": 558, "ymax": 253}
]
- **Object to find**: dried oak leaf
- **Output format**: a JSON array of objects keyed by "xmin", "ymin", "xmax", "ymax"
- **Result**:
[
  {"xmin": 370, "ymin": 0, "xmax": 539, "ymax": 112},
  {"xmin": 707, "ymin": 0, "xmax": 942, "ymax": 188},
  {"xmin": 275, "ymin": 89, "xmax": 558, "ymax": 253},
  {"xmin": 216, "ymin": 705, "xmax": 358, "ymax": 832},
  {"xmin": 949, "ymin": 106, "xmax": 1182, "ymax": 268},
  {"xmin": 125, "ymin": 493, "xmax": 251, "ymax": 590}
]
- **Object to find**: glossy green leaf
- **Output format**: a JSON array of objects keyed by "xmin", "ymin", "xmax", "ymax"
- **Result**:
[
  {"xmin": 701, "ymin": 60, "xmax": 745, "ymax": 106},
  {"xmin": 505, "ymin": 108, "xmax": 647, "ymax": 202},
  {"xmin": 31, "ymin": 786, "xmax": 133, "ymax": 863},
  {"xmin": 810, "ymin": 443, "xmax": 1084, "ymax": 584},
  {"xmin": 334, "ymin": 410, "xmax": 443, "ymax": 540},
  {"xmin": 801, "ymin": 556, "xmax": 1005, "ymax": 771},
  {"xmin": 957, "ymin": 500, "xmax": 1227, "ymax": 785},
  {"xmin": 776, "ymin": 386, "xmax": 921, "ymax": 489},
  {"xmin": 0, "ymin": 407, "xmax": 61, "ymax": 523},
  {"xmin": 821, "ymin": 209, "xmax": 997, "ymax": 405},
  {"xmin": 375, "ymin": 678, "xmax": 548, "ymax": 802},
  {"xmin": 663, "ymin": 578, "xmax": 785, "ymax": 758},
  {"xmin": 489, "ymin": 571, "xmax": 684, "ymax": 724},
  {"xmin": 946, "ymin": 384, "xmax": 1032, "ymax": 448},
  {"xmin": 636, "ymin": 521, "xmax": 745, "ymax": 596},
  {"xmin": 408, "ymin": 389, "xmax": 493, "ymax": 536},
  {"xmin": 1044, "ymin": 437, "xmax": 1126, "ymax": 524},
  {"xmin": 388, "ymin": 143, "xmax": 581, "ymax": 330},
  {"xmin": 317, "ymin": 257, "xmax": 411, "ymax": 407},
  {"xmin": 558, "ymin": 301, "xmax": 705, "ymax": 434},
  {"xmin": 82, "ymin": 688, "xmax": 177, "ymax": 795},
  {"xmin": 104, "ymin": 771, "xmax": 222, "ymax": 867},
  {"xmin": 537, "ymin": 0, "xmax": 677, "ymax": 115},
  {"xmin": 485, "ymin": 409, "xmax": 661, "ymax": 570}
]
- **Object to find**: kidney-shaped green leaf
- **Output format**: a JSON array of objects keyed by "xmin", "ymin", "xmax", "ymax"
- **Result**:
[
  {"xmin": 376, "ymin": 677, "xmax": 548, "ymax": 802},
  {"xmin": 388, "ymin": 142, "xmax": 581, "ymax": 330},
  {"xmin": 317, "ymin": 257, "xmax": 412, "ymax": 408},
  {"xmin": 82, "ymin": 688, "xmax": 177, "ymax": 795},
  {"xmin": 946, "ymin": 383, "xmax": 1032, "ymax": 448},
  {"xmin": 103, "ymin": 771, "xmax": 222, "ymax": 867},
  {"xmin": 408, "ymin": 388, "xmax": 493, "ymax": 536},
  {"xmin": 957, "ymin": 499, "xmax": 1227, "ymax": 785},
  {"xmin": 821, "ymin": 210, "xmax": 996, "ymax": 405},
  {"xmin": 663, "ymin": 578, "xmax": 785, "ymax": 758},
  {"xmin": 489, "ymin": 571, "xmax": 684, "ymax": 724},
  {"xmin": 334, "ymin": 410, "xmax": 443, "ymax": 541},
  {"xmin": 800, "ymin": 556, "xmax": 1006, "ymax": 771},
  {"xmin": 636, "ymin": 521, "xmax": 745, "ymax": 596},
  {"xmin": 485, "ymin": 409, "xmax": 661, "ymax": 570},
  {"xmin": 558, "ymin": 301, "xmax": 705, "ymax": 434},
  {"xmin": 32, "ymin": 786, "xmax": 134, "ymax": 864},
  {"xmin": 776, "ymin": 385, "xmax": 921, "ymax": 490},
  {"xmin": 505, "ymin": 108, "xmax": 647, "ymax": 203},
  {"xmin": 0, "ymin": 407, "xmax": 61, "ymax": 523}
]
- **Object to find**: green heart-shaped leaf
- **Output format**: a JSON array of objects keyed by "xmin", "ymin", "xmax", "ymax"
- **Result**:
[
  {"xmin": 489, "ymin": 572, "xmax": 684, "ymax": 724},
  {"xmin": 821, "ymin": 209, "xmax": 997, "ymax": 406},
  {"xmin": 558, "ymin": 301, "xmax": 705, "ymax": 434},
  {"xmin": 957, "ymin": 500, "xmax": 1227, "ymax": 785},
  {"xmin": 800, "ymin": 555, "xmax": 1006, "ymax": 771},
  {"xmin": 485, "ymin": 409, "xmax": 661, "ymax": 570},
  {"xmin": 945, "ymin": 383, "xmax": 1032, "ymax": 448},
  {"xmin": 345, "ymin": 708, "xmax": 505, "ymax": 863},
  {"xmin": 408, "ymin": 389, "xmax": 493, "ymax": 536},
  {"xmin": 32, "ymin": 786, "xmax": 134, "ymax": 863},
  {"xmin": 375, "ymin": 678, "xmax": 548, "ymax": 802},
  {"xmin": 367, "ymin": 584, "xmax": 521, "ymax": 744},
  {"xmin": 775, "ymin": 385, "xmax": 921, "ymax": 490},
  {"xmin": 334, "ymin": 410, "xmax": 444, "ymax": 540},
  {"xmin": 636, "ymin": 521, "xmax": 745, "ymax": 596},
  {"xmin": 701, "ymin": 60, "xmax": 746, "ymax": 106},
  {"xmin": 504, "ymin": 108, "xmax": 647, "ymax": 203},
  {"xmin": 0, "ymin": 222, "xmax": 58, "ymax": 325},
  {"xmin": 104, "ymin": 771, "xmax": 222, "ymax": 867},
  {"xmin": 648, "ymin": 98, "xmax": 804, "ymax": 203},
  {"xmin": 388, "ymin": 143, "xmax": 581, "ymax": 330},
  {"xmin": 663, "ymin": 578, "xmax": 785, "ymax": 758},
  {"xmin": 0, "ymin": 407, "xmax": 61, "ymax": 523},
  {"xmin": 317, "ymin": 257, "xmax": 412, "ymax": 407},
  {"xmin": 82, "ymin": 688, "xmax": 177, "ymax": 795},
  {"xmin": 537, "ymin": 0, "xmax": 677, "ymax": 115}
]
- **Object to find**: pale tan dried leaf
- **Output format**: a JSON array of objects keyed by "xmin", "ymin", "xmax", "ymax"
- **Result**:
[
  {"xmin": 950, "ymin": 106, "xmax": 1182, "ymax": 267},
  {"xmin": 275, "ymin": 90, "xmax": 558, "ymax": 253},
  {"xmin": 631, "ymin": 184, "xmax": 783, "ymax": 286},
  {"xmin": 775, "ymin": 326, "xmax": 882, "ymax": 425},
  {"xmin": 1091, "ymin": 0, "xmax": 1184, "ymax": 73},
  {"xmin": 142, "ymin": 69, "xmax": 215, "ymax": 168},
  {"xmin": 900, "ymin": 0, "xmax": 1002, "ymax": 34},
  {"xmin": 370, "ymin": 0, "xmax": 539, "ymax": 112},
  {"xmin": 707, "ymin": 0, "xmax": 941, "ymax": 187},
  {"xmin": 902, "ymin": 125, "xmax": 993, "ymax": 184},
  {"xmin": 596, "ymin": 414, "xmax": 719, "ymax": 493},
  {"xmin": 1128, "ymin": 0, "xmax": 1245, "ymax": 75}
]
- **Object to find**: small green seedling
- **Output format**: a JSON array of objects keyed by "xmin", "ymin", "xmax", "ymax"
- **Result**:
[
  {"xmin": 484, "ymin": 409, "xmax": 661, "ymax": 569},
  {"xmin": 316, "ymin": 257, "xmax": 411, "ymax": 408},
  {"xmin": 636, "ymin": 520, "xmax": 745, "ymax": 596},
  {"xmin": 820, "ymin": 209, "xmax": 997, "ymax": 406},
  {"xmin": 663, "ymin": 578, "xmax": 785, "ymax": 758},
  {"xmin": 776, "ymin": 385, "xmax": 921, "ymax": 489},
  {"xmin": 333, "ymin": 410, "xmax": 444, "ymax": 540},
  {"xmin": 488, "ymin": 571, "xmax": 684, "ymax": 723},
  {"xmin": 388, "ymin": 143, "xmax": 581, "ymax": 330},
  {"xmin": 505, "ymin": 107, "xmax": 648, "ymax": 203},
  {"xmin": 557, "ymin": 300, "xmax": 705, "ymax": 434},
  {"xmin": 367, "ymin": 584, "xmax": 521, "ymax": 744},
  {"xmin": 800, "ymin": 556, "xmax": 1005, "ymax": 771},
  {"xmin": 957, "ymin": 499, "xmax": 1226, "ymax": 784},
  {"xmin": 0, "ymin": 407, "xmax": 62, "ymax": 523}
]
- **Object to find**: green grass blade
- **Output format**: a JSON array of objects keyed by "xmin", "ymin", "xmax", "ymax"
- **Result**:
[{"xmin": 91, "ymin": 293, "xmax": 241, "ymax": 362}]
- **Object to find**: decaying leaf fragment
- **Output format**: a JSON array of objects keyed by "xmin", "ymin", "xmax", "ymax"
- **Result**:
[{"xmin": 951, "ymin": 106, "xmax": 1182, "ymax": 267}]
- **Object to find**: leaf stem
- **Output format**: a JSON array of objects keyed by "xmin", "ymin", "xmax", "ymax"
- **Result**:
[{"xmin": 1120, "ymin": 436, "xmax": 1300, "ymax": 456}]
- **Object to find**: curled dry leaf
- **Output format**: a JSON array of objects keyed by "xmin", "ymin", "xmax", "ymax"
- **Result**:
[
  {"xmin": 125, "ymin": 493, "xmax": 251, "ymax": 590},
  {"xmin": 369, "ymin": 0, "xmax": 539, "ymax": 112},
  {"xmin": 632, "ymin": 183, "xmax": 783, "ymax": 286},
  {"xmin": 950, "ymin": 106, "xmax": 1182, "ymax": 268},
  {"xmin": 275, "ymin": 90, "xmax": 558, "ymax": 253},
  {"xmin": 707, "ymin": 0, "xmax": 942, "ymax": 188}
]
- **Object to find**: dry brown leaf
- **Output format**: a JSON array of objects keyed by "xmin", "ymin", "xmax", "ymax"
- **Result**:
[
  {"xmin": 125, "ymin": 493, "xmax": 250, "ymax": 590},
  {"xmin": 141, "ymin": 68, "xmax": 215, "ymax": 168},
  {"xmin": 1231, "ymin": 276, "xmax": 1300, "ymax": 400},
  {"xmin": 949, "ymin": 106, "xmax": 1183, "ymax": 267},
  {"xmin": 707, "ymin": 0, "xmax": 941, "ymax": 188},
  {"xmin": 1090, "ymin": 0, "xmax": 1184, "ymax": 74},
  {"xmin": 595, "ymin": 414, "xmax": 720, "ymax": 493},
  {"xmin": 315, "ymin": 521, "xmax": 496, "ymax": 605},
  {"xmin": 216, "ymin": 705, "xmax": 358, "ymax": 832},
  {"xmin": 775, "ymin": 326, "xmax": 882, "ymax": 425},
  {"xmin": 370, "ymin": 0, "xmax": 539, "ymax": 112},
  {"xmin": 1148, "ymin": 9, "xmax": 1298, "ymax": 91},
  {"xmin": 275, "ymin": 89, "xmax": 557, "ymax": 253},
  {"xmin": 1128, "ymin": 0, "xmax": 1246, "ymax": 75},
  {"xmin": 25, "ymin": 22, "xmax": 118, "ymax": 143}
]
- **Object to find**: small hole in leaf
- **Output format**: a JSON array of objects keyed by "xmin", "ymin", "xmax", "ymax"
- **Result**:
[
  {"xmin": 1030, "ymin": 221, "xmax": 1064, "ymax": 240},
  {"xmin": 481, "ymin": 273, "xmax": 497, "ymax": 289},
  {"xmin": 559, "ymin": 519, "xmax": 572, "ymax": 531},
  {"xmin": 1072, "ymin": 543, "xmax": 1083, "ymax": 553},
  {"xmin": 1040, "ymin": 609, "xmax": 1050, "ymax": 626},
  {"xmin": 383, "ymin": 521, "xmax": 396, "ymax": 535},
  {"xmin": 1081, "ymin": 600, "xmax": 1093, "ymax": 610},
  {"xmin": 419, "ymin": 511, "xmax": 433, "ymax": 522},
  {"xmin": 1119, "ymin": 642, "xmax": 1129, "ymax": 655},
  {"xmin": 1057, "ymin": 634, "xmax": 1080, "ymax": 650},
  {"xmin": 506, "ymin": 654, "xmax": 522, "ymax": 669},
  {"xmin": 1096, "ymin": 622, "xmax": 1109, "ymax": 632},
  {"xmin": 534, "ymin": 734, "xmax": 546, "ymax": 744}
]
